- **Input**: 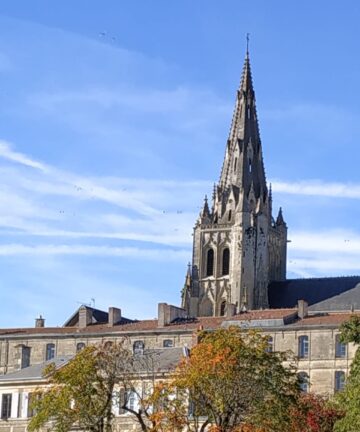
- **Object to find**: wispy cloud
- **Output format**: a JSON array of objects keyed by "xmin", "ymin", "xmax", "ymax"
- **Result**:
[
  {"xmin": 0, "ymin": 244, "xmax": 188, "ymax": 261},
  {"xmin": 2, "ymin": 139, "xmax": 360, "ymax": 281},
  {"xmin": 0, "ymin": 140, "xmax": 49, "ymax": 172},
  {"xmin": 272, "ymin": 179, "xmax": 360, "ymax": 199}
]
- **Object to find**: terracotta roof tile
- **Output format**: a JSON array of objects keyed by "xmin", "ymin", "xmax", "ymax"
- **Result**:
[{"xmin": 0, "ymin": 309, "xmax": 298, "ymax": 336}]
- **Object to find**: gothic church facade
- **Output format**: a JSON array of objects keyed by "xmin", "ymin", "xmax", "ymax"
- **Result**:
[{"xmin": 182, "ymin": 51, "xmax": 287, "ymax": 317}]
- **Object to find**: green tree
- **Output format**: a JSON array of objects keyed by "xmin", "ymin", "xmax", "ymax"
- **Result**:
[
  {"xmin": 334, "ymin": 315, "xmax": 360, "ymax": 432},
  {"xmin": 28, "ymin": 341, "xmax": 132, "ymax": 432}
]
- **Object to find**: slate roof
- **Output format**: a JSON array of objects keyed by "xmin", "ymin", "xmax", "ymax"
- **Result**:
[
  {"xmin": 63, "ymin": 306, "xmax": 134, "ymax": 327},
  {"xmin": 0, "ymin": 350, "xmax": 184, "ymax": 385},
  {"xmin": 268, "ymin": 276, "xmax": 360, "ymax": 311},
  {"xmin": 0, "ymin": 355, "xmax": 73, "ymax": 383}
]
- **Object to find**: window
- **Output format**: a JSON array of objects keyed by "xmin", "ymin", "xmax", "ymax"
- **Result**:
[
  {"xmin": 335, "ymin": 371, "xmax": 346, "ymax": 392},
  {"xmin": 249, "ymin": 159, "xmax": 252, "ymax": 173},
  {"xmin": 76, "ymin": 342, "xmax": 85, "ymax": 352},
  {"xmin": 222, "ymin": 248, "xmax": 230, "ymax": 275},
  {"xmin": 298, "ymin": 336, "xmax": 309, "ymax": 359},
  {"xmin": 45, "ymin": 343, "xmax": 55, "ymax": 361},
  {"xmin": 220, "ymin": 301, "xmax": 226, "ymax": 316},
  {"xmin": 133, "ymin": 340, "xmax": 144, "ymax": 355},
  {"xmin": 234, "ymin": 157, "xmax": 237, "ymax": 171},
  {"xmin": 206, "ymin": 249, "xmax": 214, "ymax": 277},
  {"xmin": 163, "ymin": 339, "xmax": 174, "ymax": 348},
  {"xmin": 1, "ymin": 394, "xmax": 12, "ymax": 420},
  {"xmin": 298, "ymin": 372, "xmax": 309, "ymax": 393},
  {"xmin": 125, "ymin": 390, "xmax": 136, "ymax": 411},
  {"xmin": 21, "ymin": 346, "xmax": 31, "ymax": 369},
  {"xmin": 118, "ymin": 388, "xmax": 126, "ymax": 415},
  {"xmin": 17, "ymin": 393, "xmax": 22, "ymax": 418},
  {"xmin": 265, "ymin": 336, "xmax": 273, "ymax": 353},
  {"xmin": 104, "ymin": 341, "xmax": 113, "ymax": 349},
  {"xmin": 335, "ymin": 335, "xmax": 347, "ymax": 358},
  {"xmin": 228, "ymin": 210, "xmax": 232, "ymax": 221},
  {"xmin": 27, "ymin": 393, "xmax": 35, "ymax": 418}
]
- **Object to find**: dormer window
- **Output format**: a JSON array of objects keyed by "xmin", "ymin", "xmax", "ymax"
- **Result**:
[
  {"xmin": 133, "ymin": 340, "xmax": 144, "ymax": 355},
  {"xmin": 46, "ymin": 343, "xmax": 55, "ymax": 361}
]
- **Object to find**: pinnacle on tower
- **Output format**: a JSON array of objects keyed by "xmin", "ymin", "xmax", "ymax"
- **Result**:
[
  {"xmin": 200, "ymin": 194, "xmax": 211, "ymax": 218},
  {"xmin": 276, "ymin": 207, "xmax": 286, "ymax": 226}
]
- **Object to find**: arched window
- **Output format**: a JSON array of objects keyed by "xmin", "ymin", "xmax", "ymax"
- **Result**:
[
  {"xmin": 222, "ymin": 248, "xmax": 230, "ymax": 276},
  {"xmin": 220, "ymin": 301, "xmax": 226, "ymax": 316},
  {"xmin": 133, "ymin": 340, "xmax": 144, "ymax": 355},
  {"xmin": 206, "ymin": 249, "xmax": 214, "ymax": 277},
  {"xmin": 45, "ymin": 343, "xmax": 55, "ymax": 361},
  {"xmin": 76, "ymin": 342, "xmax": 85, "ymax": 352},
  {"xmin": 104, "ymin": 341, "xmax": 113, "ymax": 349},
  {"xmin": 298, "ymin": 372, "xmax": 309, "ymax": 393}
]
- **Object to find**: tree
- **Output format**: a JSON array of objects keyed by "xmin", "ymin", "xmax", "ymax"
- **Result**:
[
  {"xmin": 333, "ymin": 315, "xmax": 360, "ymax": 431},
  {"xmin": 28, "ymin": 341, "xmax": 132, "ymax": 432},
  {"xmin": 28, "ymin": 340, "xmax": 184, "ymax": 432},
  {"xmin": 170, "ymin": 327, "xmax": 300, "ymax": 432},
  {"xmin": 289, "ymin": 393, "xmax": 343, "ymax": 432}
]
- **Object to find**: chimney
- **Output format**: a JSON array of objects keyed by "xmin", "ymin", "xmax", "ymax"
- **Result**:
[
  {"xmin": 226, "ymin": 303, "xmax": 236, "ymax": 318},
  {"xmin": 158, "ymin": 303, "xmax": 187, "ymax": 327},
  {"xmin": 297, "ymin": 300, "xmax": 308, "ymax": 319},
  {"xmin": 108, "ymin": 307, "xmax": 121, "ymax": 327},
  {"xmin": 35, "ymin": 315, "xmax": 45, "ymax": 328},
  {"xmin": 79, "ymin": 306, "xmax": 92, "ymax": 328}
]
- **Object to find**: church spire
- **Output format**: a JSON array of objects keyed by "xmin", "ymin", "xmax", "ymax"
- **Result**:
[{"xmin": 218, "ymin": 43, "xmax": 267, "ymax": 211}]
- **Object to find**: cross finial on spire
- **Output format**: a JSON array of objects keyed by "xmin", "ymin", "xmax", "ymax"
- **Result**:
[{"xmin": 246, "ymin": 33, "xmax": 250, "ymax": 57}]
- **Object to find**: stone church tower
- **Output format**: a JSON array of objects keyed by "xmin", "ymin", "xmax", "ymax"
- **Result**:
[{"xmin": 181, "ymin": 50, "xmax": 287, "ymax": 317}]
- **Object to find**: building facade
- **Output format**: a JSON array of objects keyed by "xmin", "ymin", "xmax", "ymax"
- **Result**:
[{"xmin": 0, "ymin": 303, "xmax": 358, "ymax": 432}]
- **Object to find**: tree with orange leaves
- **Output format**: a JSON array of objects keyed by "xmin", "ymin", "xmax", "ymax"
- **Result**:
[{"xmin": 171, "ymin": 327, "xmax": 300, "ymax": 432}]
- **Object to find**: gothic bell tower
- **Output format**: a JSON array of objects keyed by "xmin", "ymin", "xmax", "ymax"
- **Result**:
[{"xmin": 181, "ymin": 48, "xmax": 287, "ymax": 317}]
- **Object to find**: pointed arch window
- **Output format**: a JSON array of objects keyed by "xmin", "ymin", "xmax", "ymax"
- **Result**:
[
  {"xmin": 220, "ymin": 301, "xmax": 226, "ymax": 316},
  {"xmin": 206, "ymin": 249, "xmax": 214, "ymax": 277},
  {"xmin": 228, "ymin": 210, "xmax": 232, "ymax": 222},
  {"xmin": 233, "ymin": 157, "xmax": 237, "ymax": 171},
  {"xmin": 222, "ymin": 248, "xmax": 230, "ymax": 276}
]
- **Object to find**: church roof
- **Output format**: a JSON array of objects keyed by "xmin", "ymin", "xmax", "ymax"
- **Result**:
[{"xmin": 268, "ymin": 276, "xmax": 360, "ymax": 311}]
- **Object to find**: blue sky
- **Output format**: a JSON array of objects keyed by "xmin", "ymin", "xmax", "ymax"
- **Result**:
[{"xmin": 1, "ymin": 1, "xmax": 360, "ymax": 327}]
